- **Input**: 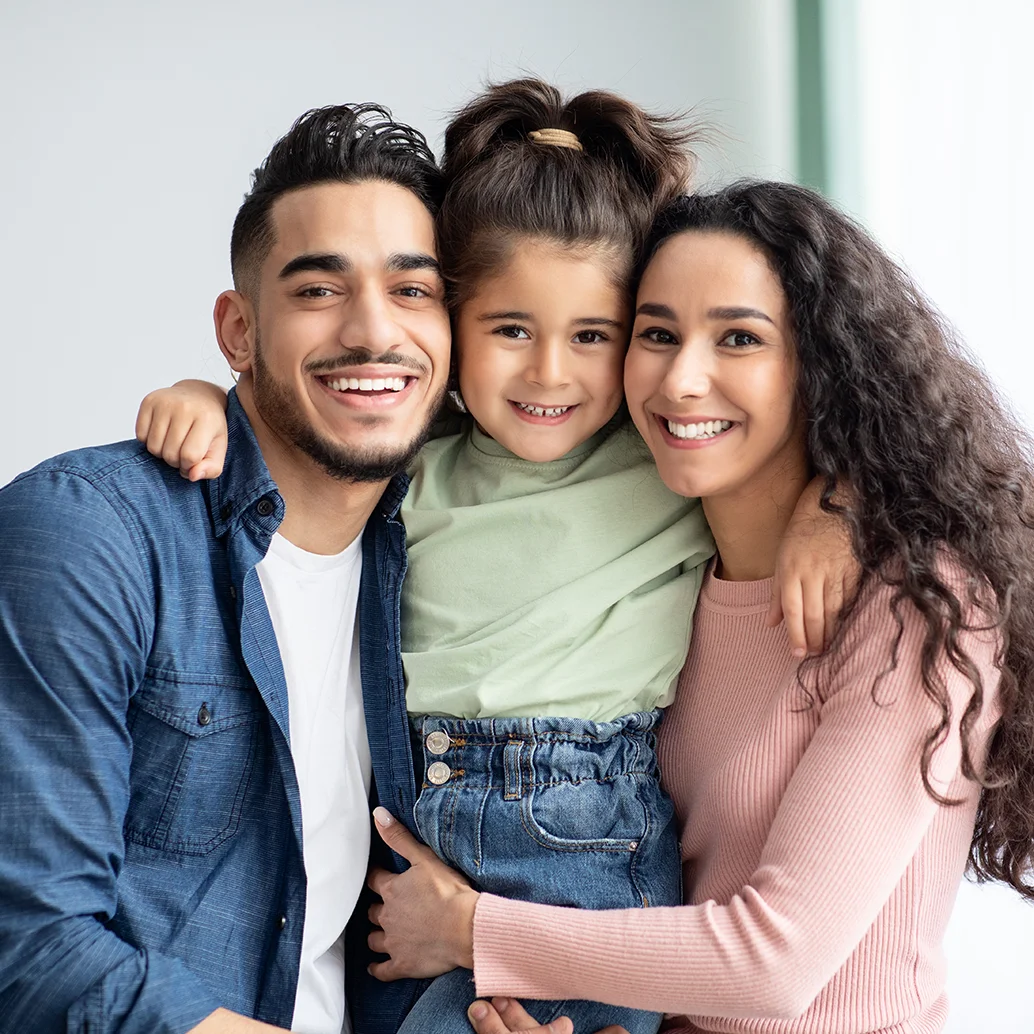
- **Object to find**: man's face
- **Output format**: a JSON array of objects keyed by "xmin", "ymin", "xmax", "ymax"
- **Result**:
[{"xmin": 240, "ymin": 180, "xmax": 451, "ymax": 482}]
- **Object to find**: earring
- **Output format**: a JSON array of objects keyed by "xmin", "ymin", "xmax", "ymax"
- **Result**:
[{"xmin": 448, "ymin": 389, "xmax": 467, "ymax": 414}]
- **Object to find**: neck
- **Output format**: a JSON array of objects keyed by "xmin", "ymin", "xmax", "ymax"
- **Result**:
[
  {"xmin": 702, "ymin": 451, "xmax": 811, "ymax": 582},
  {"xmin": 237, "ymin": 382, "xmax": 387, "ymax": 555}
]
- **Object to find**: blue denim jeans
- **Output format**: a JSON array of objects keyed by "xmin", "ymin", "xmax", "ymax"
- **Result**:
[{"xmin": 398, "ymin": 711, "xmax": 681, "ymax": 1034}]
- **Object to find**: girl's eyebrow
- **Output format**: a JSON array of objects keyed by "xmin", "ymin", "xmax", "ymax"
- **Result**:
[
  {"xmin": 478, "ymin": 310, "xmax": 532, "ymax": 321},
  {"xmin": 573, "ymin": 317, "xmax": 623, "ymax": 328}
]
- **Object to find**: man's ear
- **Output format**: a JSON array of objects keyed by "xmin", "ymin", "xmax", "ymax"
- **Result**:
[{"xmin": 214, "ymin": 290, "xmax": 256, "ymax": 373}]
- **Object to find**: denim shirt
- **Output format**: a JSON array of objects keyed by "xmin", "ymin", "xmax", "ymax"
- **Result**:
[{"xmin": 0, "ymin": 391, "xmax": 422, "ymax": 1034}]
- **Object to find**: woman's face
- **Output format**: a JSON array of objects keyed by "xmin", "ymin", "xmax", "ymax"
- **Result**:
[{"xmin": 624, "ymin": 230, "xmax": 804, "ymax": 501}]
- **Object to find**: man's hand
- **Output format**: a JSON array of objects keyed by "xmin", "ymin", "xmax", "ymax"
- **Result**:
[
  {"xmin": 466, "ymin": 997, "xmax": 630, "ymax": 1034},
  {"xmin": 366, "ymin": 807, "xmax": 480, "ymax": 980}
]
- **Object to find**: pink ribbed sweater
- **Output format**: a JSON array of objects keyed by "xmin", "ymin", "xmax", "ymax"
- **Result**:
[{"xmin": 472, "ymin": 570, "xmax": 1002, "ymax": 1033}]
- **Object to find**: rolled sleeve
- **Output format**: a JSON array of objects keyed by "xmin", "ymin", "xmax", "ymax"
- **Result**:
[{"xmin": 0, "ymin": 468, "xmax": 218, "ymax": 1034}]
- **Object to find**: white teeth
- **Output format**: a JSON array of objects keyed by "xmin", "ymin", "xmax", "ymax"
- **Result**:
[
  {"xmin": 326, "ymin": 376, "xmax": 407, "ymax": 393},
  {"xmin": 665, "ymin": 419, "xmax": 733, "ymax": 440},
  {"xmin": 515, "ymin": 402, "xmax": 572, "ymax": 417}
]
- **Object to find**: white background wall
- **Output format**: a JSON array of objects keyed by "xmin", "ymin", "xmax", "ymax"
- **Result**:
[
  {"xmin": 0, "ymin": 0, "xmax": 794, "ymax": 486},
  {"xmin": 2, "ymin": 0, "xmax": 1031, "ymax": 1029},
  {"xmin": 822, "ymin": 4, "xmax": 1034, "ymax": 1030}
]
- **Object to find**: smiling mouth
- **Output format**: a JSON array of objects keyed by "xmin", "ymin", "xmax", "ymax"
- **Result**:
[
  {"xmin": 320, "ymin": 375, "xmax": 411, "ymax": 395},
  {"xmin": 511, "ymin": 401, "xmax": 576, "ymax": 418},
  {"xmin": 661, "ymin": 417, "xmax": 735, "ymax": 440}
]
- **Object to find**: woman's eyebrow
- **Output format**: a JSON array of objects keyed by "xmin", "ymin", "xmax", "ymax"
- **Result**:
[
  {"xmin": 635, "ymin": 302, "xmax": 677, "ymax": 320},
  {"xmin": 708, "ymin": 305, "xmax": 775, "ymax": 325}
]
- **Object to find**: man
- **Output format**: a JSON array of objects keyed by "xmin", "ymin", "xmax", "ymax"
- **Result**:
[{"xmin": 0, "ymin": 104, "xmax": 450, "ymax": 1034}]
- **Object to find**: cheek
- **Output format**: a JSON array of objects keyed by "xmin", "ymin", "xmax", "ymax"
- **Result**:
[{"xmin": 622, "ymin": 348, "xmax": 661, "ymax": 409}]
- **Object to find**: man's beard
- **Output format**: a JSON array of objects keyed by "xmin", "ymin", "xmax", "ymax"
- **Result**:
[{"xmin": 251, "ymin": 336, "xmax": 445, "ymax": 483}]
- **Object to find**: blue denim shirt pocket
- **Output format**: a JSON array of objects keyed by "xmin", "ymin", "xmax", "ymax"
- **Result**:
[{"xmin": 124, "ymin": 672, "xmax": 264, "ymax": 857}]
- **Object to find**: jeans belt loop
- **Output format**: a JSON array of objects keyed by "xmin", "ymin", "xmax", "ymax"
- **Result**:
[{"xmin": 503, "ymin": 739, "xmax": 524, "ymax": 800}]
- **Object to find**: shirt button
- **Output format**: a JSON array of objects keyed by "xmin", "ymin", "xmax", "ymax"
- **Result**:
[
  {"xmin": 426, "ymin": 761, "xmax": 452, "ymax": 785},
  {"xmin": 229, "ymin": 585, "xmax": 237, "ymax": 600},
  {"xmin": 256, "ymin": 497, "xmax": 275, "ymax": 517},
  {"xmin": 425, "ymin": 730, "xmax": 451, "ymax": 755},
  {"xmin": 277, "ymin": 915, "xmax": 286, "ymax": 931},
  {"xmin": 197, "ymin": 703, "xmax": 212, "ymax": 727}
]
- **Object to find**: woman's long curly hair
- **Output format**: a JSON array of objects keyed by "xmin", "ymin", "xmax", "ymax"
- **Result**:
[{"xmin": 642, "ymin": 181, "xmax": 1034, "ymax": 898}]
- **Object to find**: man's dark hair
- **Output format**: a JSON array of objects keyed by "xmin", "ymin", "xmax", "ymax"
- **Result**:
[{"xmin": 230, "ymin": 103, "xmax": 444, "ymax": 296}]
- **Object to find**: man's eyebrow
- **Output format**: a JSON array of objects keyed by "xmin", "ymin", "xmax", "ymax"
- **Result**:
[
  {"xmin": 707, "ymin": 305, "xmax": 775, "ymax": 325},
  {"xmin": 635, "ymin": 302, "xmax": 677, "ymax": 320},
  {"xmin": 278, "ymin": 253, "xmax": 351, "ymax": 279},
  {"xmin": 385, "ymin": 252, "xmax": 442, "ymax": 276}
]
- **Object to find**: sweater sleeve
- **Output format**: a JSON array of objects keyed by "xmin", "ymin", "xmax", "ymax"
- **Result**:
[{"xmin": 471, "ymin": 586, "xmax": 1000, "ymax": 1021}]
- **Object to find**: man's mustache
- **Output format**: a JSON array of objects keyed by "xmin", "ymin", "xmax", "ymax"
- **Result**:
[{"xmin": 305, "ymin": 349, "xmax": 431, "ymax": 376}]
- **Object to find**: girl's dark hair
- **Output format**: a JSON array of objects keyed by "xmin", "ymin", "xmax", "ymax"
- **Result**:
[
  {"xmin": 439, "ymin": 78, "xmax": 701, "ymax": 306},
  {"xmin": 231, "ymin": 103, "xmax": 443, "ymax": 296},
  {"xmin": 643, "ymin": 181, "xmax": 1034, "ymax": 899}
]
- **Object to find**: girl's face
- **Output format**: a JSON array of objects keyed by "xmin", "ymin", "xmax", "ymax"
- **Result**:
[
  {"xmin": 455, "ymin": 238, "xmax": 628, "ymax": 462},
  {"xmin": 624, "ymin": 230, "xmax": 804, "ymax": 501}
]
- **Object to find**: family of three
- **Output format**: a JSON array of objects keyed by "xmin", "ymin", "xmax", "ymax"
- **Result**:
[{"xmin": 1, "ymin": 78, "xmax": 1032, "ymax": 1034}]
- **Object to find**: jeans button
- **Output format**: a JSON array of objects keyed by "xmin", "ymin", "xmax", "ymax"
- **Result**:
[
  {"xmin": 425, "ymin": 730, "xmax": 451, "ymax": 755},
  {"xmin": 427, "ymin": 761, "xmax": 452, "ymax": 785}
]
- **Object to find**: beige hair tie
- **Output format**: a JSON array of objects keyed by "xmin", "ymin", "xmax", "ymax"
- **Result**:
[{"xmin": 528, "ymin": 128, "xmax": 584, "ymax": 152}]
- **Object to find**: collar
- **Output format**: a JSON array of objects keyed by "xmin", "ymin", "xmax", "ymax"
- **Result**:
[{"xmin": 207, "ymin": 388, "xmax": 282, "ymax": 538}]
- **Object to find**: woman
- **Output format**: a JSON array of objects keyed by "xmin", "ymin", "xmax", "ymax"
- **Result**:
[{"xmin": 368, "ymin": 181, "xmax": 1034, "ymax": 1034}]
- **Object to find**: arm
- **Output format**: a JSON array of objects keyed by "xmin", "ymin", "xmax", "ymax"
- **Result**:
[
  {"xmin": 136, "ymin": 379, "xmax": 230, "ymax": 480},
  {"xmin": 0, "ymin": 470, "xmax": 240, "ymax": 1034},
  {"xmin": 769, "ymin": 476, "xmax": 859, "ymax": 656},
  {"xmin": 370, "ymin": 588, "xmax": 997, "ymax": 1021},
  {"xmin": 471, "ymin": 593, "xmax": 996, "ymax": 1019}
]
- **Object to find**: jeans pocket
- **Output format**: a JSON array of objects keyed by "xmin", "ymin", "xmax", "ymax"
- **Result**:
[
  {"xmin": 517, "ymin": 742, "xmax": 646, "ymax": 854},
  {"xmin": 124, "ymin": 674, "xmax": 262, "ymax": 856}
]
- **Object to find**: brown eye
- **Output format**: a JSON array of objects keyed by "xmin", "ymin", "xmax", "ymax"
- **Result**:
[
  {"xmin": 720, "ymin": 330, "xmax": 760, "ymax": 348},
  {"xmin": 637, "ymin": 327, "xmax": 678, "ymax": 346}
]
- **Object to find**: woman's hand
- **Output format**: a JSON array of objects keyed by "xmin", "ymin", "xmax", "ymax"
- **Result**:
[
  {"xmin": 466, "ymin": 998, "xmax": 629, "ymax": 1034},
  {"xmin": 366, "ymin": 807, "xmax": 480, "ymax": 981},
  {"xmin": 135, "ymin": 379, "xmax": 230, "ymax": 481},
  {"xmin": 768, "ymin": 476, "xmax": 859, "ymax": 656}
]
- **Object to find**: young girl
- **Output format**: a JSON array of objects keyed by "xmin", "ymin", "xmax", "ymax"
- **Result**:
[
  {"xmin": 137, "ymin": 83, "xmax": 853, "ymax": 1034},
  {"xmin": 366, "ymin": 182, "xmax": 1034, "ymax": 1034}
]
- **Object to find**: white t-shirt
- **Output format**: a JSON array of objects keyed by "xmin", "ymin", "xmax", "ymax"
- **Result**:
[{"xmin": 257, "ymin": 531, "xmax": 371, "ymax": 1034}]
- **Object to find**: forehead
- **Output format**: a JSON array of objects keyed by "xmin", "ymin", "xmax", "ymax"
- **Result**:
[
  {"xmin": 643, "ymin": 231, "xmax": 785, "ymax": 312},
  {"xmin": 475, "ymin": 239, "xmax": 626, "ymax": 306},
  {"xmin": 266, "ymin": 180, "xmax": 437, "ymax": 265}
]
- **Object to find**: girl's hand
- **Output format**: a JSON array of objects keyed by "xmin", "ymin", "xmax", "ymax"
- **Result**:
[
  {"xmin": 135, "ymin": 380, "xmax": 230, "ymax": 481},
  {"xmin": 467, "ymin": 998, "xmax": 629, "ymax": 1034},
  {"xmin": 366, "ymin": 807, "xmax": 480, "ymax": 981},
  {"xmin": 768, "ymin": 477, "xmax": 859, "ymax": 656}
]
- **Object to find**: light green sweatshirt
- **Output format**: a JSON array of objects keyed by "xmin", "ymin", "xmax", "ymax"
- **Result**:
[{"xmin": 401, "ymin": 420, "xmax": 714, "ymax": 722}]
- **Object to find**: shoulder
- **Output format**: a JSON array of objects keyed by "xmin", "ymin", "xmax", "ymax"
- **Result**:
[{"xmin": 1, "ymin": 439, "xmax": 205, "ymax": 549}]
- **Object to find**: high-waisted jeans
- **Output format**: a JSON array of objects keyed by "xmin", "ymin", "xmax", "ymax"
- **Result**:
[{"xmin": 395, "ymin": 710, "xmax": 681, "ymax": 1034}]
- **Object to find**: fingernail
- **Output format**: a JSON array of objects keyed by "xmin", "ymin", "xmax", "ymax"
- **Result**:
[
  {"xmin": 793, "ymin": 647, "xmax": 806, "ymax": 658},
  {"xmin": 373, "ymin": 807, "xmax": 394, "ymax": 827},
  {"xmin": 469, "ymin": 1002, "xmax": 487, "ymax": 1020},
  {"xmin": 495, "ymin": 998, "xmax": 511, "ymax": 1011}
]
